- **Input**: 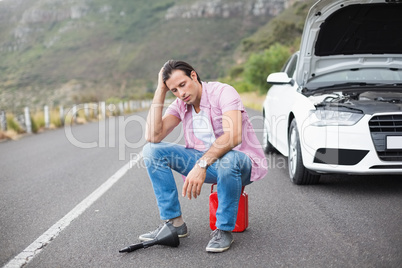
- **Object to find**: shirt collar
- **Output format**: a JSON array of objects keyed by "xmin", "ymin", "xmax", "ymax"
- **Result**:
[
  {"xmin": 199, "ymin": 81, "xmax": 211, "ymax": 109},
  {"xmin": 183, "ymin": 81, "xmax": 210, "ymax": 113}
]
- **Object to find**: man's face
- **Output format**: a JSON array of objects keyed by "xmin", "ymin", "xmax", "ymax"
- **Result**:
[{"xmin": 165, "ymin": 70, "xmax": 201, "ymax": 105}]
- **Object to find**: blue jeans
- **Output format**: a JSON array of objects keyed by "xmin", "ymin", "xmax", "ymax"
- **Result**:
[{"xmin": 142, "ymin": 142, "xmax": 252, "ymax": 231}]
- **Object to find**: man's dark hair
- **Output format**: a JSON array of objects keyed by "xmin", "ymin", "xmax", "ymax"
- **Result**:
[{"xmin": 162, "ymin": 60, "xmax": 202, "ymax": 85}]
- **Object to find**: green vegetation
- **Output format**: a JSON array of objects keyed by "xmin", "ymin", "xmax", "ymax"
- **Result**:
[
  {"xmin": 226, "ymin": 42, "xmax": 294, "ymax": 95},
  {"xmin": 243, "ymin": 43, "xmax": 293, "ymax": 93},
  {"xmin": 6, "ymin": 114, "xmax": 23, "ymax": 134},
  {"xmin": 228, "ymin": 0, "xmax": 315, "ymax": 95},
  {"xmin": 239, "ymin": 0, "xmax": 313, "ymax": 54},
  {"xmin": 0, "ymin": 0, "xmax": 316, "ymax": 114},
  {"xmin": 30, "ymin": 115, "xmax": 40, "ymax": 133}
]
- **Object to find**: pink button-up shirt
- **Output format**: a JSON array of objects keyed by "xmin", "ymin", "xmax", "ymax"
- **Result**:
[{"xmin": 165, "ymin": 81, "xmax": 267, "ymax": 182}]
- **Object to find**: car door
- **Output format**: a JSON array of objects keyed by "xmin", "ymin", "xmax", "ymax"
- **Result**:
[{"xmin": 266, "ymin": 53, "xmax": 299, "ymax": 156}]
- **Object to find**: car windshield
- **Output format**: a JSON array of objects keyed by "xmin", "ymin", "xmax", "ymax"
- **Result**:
[{"xmin": 305, "ymin": 68, "xmax": 402, "ymax": 90}]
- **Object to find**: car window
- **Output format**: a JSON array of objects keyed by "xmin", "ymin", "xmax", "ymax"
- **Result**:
[{"xmin": 282, "ymin": 54, "xmax": 298, "ymax": 78}]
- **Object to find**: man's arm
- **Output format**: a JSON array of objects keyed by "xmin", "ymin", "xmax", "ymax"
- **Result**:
[
  {"xmin": 182, "ymin": 109, "xmax": 242, "ymax": 199},
  {"xmin": 145, "ymin": 68, "xmax": 180, "ymax": 143}
]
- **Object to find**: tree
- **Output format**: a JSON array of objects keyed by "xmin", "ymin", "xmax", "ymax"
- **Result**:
[{"xmin": 244, "ymin": 43, "xmax": 291, "ymax": 93}]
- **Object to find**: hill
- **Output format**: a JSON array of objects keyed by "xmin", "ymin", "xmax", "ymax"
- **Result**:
[{"xmin": 0, "ymin": 0, "xmax": 312, "ymax": 112}]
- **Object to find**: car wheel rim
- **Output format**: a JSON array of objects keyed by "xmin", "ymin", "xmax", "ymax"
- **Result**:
[{"xmin": 289, "ymin": 127, "xmax": 297, "ymax": 176}]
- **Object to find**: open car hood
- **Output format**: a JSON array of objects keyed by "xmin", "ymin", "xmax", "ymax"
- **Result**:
[{"xmin": 296, "ymin": 0, "xmax": 402, "ymax": 87}]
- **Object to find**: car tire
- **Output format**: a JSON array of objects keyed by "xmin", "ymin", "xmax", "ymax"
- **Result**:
[
  {"xmin": 263, "ymin": 111, "xmax": 275, "ymax": 154},
  {"xmin": 288, "ymin": 119, "xmax": 320, "ymax": 185}
]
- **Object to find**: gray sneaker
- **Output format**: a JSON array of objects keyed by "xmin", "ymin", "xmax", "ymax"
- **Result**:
[
  {"xmin": 205, "ymin": 229, "xmax": 234, "ymax": 253},
  {"xmin": 138, "ymin": 221, "xmax": 188, "ymax": 241}
]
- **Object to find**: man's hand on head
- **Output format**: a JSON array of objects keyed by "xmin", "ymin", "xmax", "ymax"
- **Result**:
[{"xmin": 157, "ymin": 67, "xmax": 170, "ymax": 94}]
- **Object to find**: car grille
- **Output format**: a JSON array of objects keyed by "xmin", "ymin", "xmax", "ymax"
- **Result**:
[{"xmin": 369, "ymin": 114, "xmax": 402, "ymax": 162}]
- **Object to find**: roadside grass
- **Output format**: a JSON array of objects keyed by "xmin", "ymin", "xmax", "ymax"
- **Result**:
[
  {"xmin": 6, "ymin": 114, "xmax": 23, "ymax": 134},
  {"xmin": 1, "ymin": 114, "xmax": 24, "ymax": 140},
  {"xmin": 32, "ymin": 111, "xmax": 44, "ymax": 132},
  {"xmin": 31, "ymin": 109, "xmax": 64, "ymax": 131},
  {"xmin": 239, "ymin": 92, "xmax": 265, "ymax": 111},
  {"xmin": 0, "ymin": 130, "xmax": 19, "ymax": 141},
  {"xmin": 50, "ymin": 110, "xmax": 62, "ymax": 128}
]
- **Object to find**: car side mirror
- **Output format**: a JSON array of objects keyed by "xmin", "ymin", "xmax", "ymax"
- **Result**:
[{"xmin": 267, "ymin": 72, "xmax": 294, "ymax": 86}]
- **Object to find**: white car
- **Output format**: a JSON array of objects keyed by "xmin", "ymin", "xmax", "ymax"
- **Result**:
[{"xmin": 263, "ymin": 0, "xmax": 402, "ymax": 184}]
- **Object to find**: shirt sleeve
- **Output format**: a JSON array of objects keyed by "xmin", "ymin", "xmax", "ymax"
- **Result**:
[
  {"xmin": 164, "ymin": 99, "xmax": 181, "ymax": 119},
  {"xmin": 219, "ymin": 85, "xmax": 244, "ymax": 114}
]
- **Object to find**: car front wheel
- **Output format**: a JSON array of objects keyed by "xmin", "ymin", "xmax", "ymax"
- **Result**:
[{"xmin": 288, "ymin": 119, "xmax": 320, "ymax": 185}]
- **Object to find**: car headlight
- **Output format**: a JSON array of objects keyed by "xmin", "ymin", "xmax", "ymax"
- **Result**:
[{"xmin": 309, "ymin": 109, "xmax": 364, "ymax": 126}]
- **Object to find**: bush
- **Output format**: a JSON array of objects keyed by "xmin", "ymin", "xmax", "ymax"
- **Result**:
[
  {"xmin": 229, "ymin": 65, "xmax": 244, "ymax": 79},
  {"xmin": 230, "ymin": 81, "xmax": 254, "ymax": 93},
  {"xmin": 6, "ymin": 114, "xmax": 23, "ymax": 133},
  {"xmin": 50, "ymin": 109, "xmax": 62, "ymax": 127},
  {"xmin": 32, "ymin": 111, "xmax": 45, "ymax": 132},
  {"xmin": 271, "ymin": 20, "xmax": 303, "ymax": 46},
  {"xmin": 31, "ymin": 116, "xmax": 39, "ymax": 133},
  {"xmin": 243, "ymin": 43, "xmax": 292, "ymax": 93}
]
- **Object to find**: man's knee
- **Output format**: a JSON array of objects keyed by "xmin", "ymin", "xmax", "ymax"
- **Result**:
[
  {"xmin": 217, "ymin": 151, "xmax": 250, "ymax": 176},
  {"xmin": 143, "ymin": 142, "xmax": 171, "ymax": 170},
  {"xmin": 142, "ymin": 142, "xmax": 153, "ymax": 158},
  {"xmin": 143, "ymin": 142, "xmax": 180, "ymax": 164},
  {"xmin": 142, "ymin": 142, "xmax": 165, "ymax": 159},
  {"xmin": 217, "ymin": 151, "xmax": 238, "ymax": 176}
]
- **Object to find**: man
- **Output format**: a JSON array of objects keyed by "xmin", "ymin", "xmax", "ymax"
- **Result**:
[{"xmin": 141, "ymin": 60, "xmax": 267, "ymax": 252}]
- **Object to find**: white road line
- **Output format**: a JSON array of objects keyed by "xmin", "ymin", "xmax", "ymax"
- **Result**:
[{"xmin": 3, "ymin": 153, "xmax": 143, "ymax": 268}]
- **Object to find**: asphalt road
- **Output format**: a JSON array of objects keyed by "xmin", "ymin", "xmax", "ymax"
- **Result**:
[{"xmin": 0, "ymin": 109, "xmax": 401, "ymax": 268}]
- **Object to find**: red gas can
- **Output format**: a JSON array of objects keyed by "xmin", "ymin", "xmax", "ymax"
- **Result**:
[{"xmin": 209, "ymin": 183, "xmax": 248, "ymax": 232}]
